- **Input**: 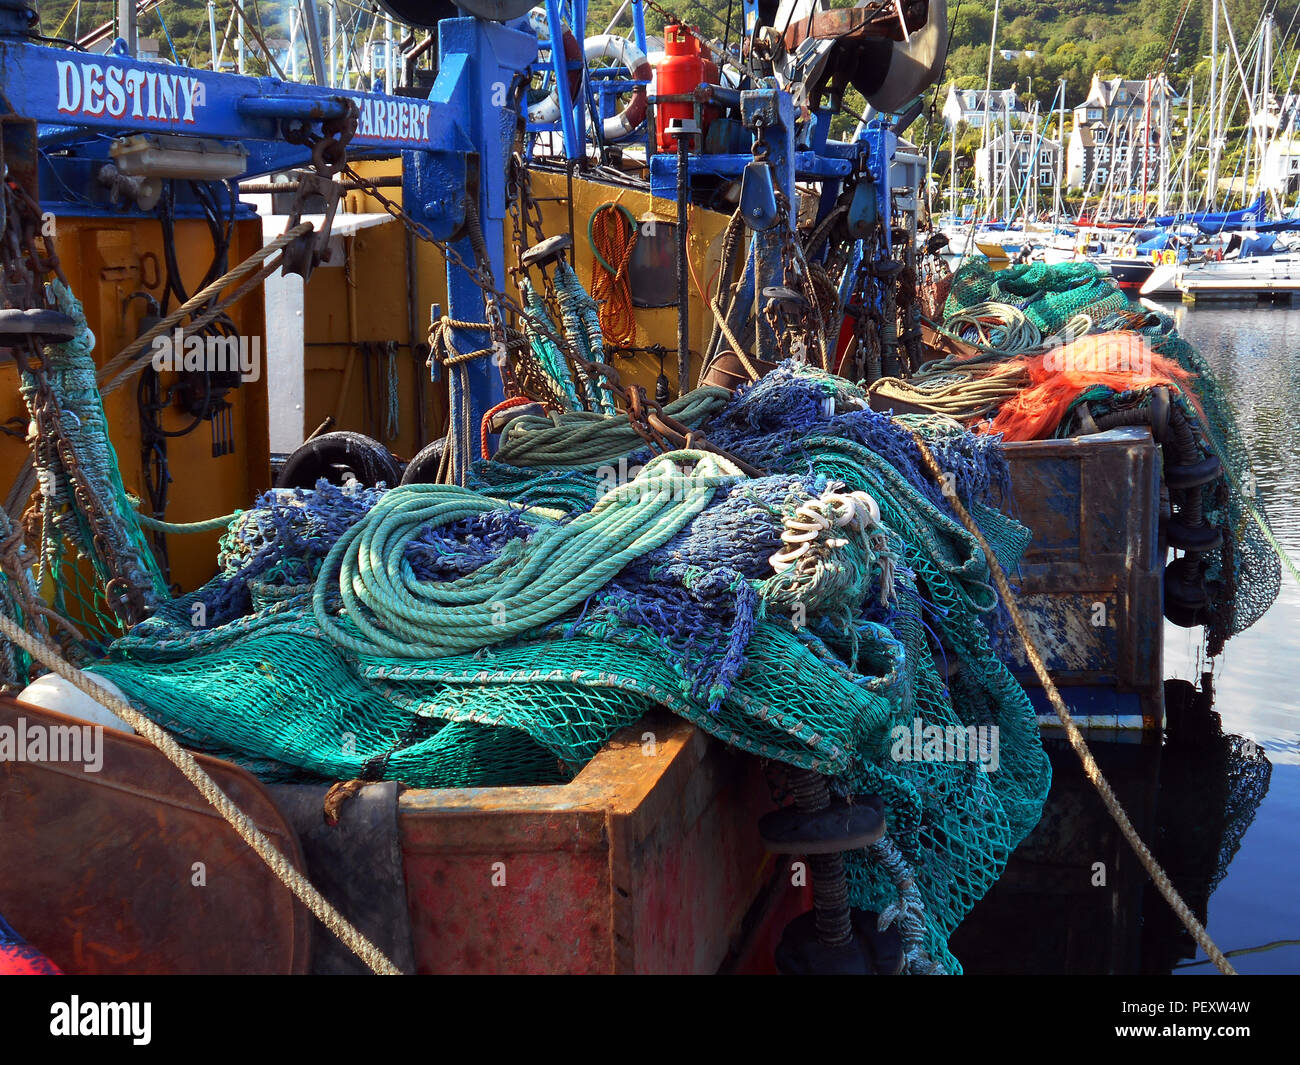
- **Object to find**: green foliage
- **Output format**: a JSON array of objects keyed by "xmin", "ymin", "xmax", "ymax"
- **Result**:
[{"xmin": 941, "ymin": 0, "xmax": 1300, "ymax": 125}]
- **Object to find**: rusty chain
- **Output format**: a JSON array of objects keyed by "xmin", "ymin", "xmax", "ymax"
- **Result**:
[{"xmin": 2, "ymin": 181, "xmax": 152, "ymax": 624}]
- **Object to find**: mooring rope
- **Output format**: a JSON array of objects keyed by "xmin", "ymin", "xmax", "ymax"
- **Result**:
[
  {"xmin": 910, "ymin": 432, "xmax": 1237, "ymax": 976},
  {"xmin": 133, "ymin": 509, "xmax": 242, "ymax": 534},
  {"xmin": 588, "ymin": 203, "xmax": 639, "ymax": 349},
  {"xmin": 869, "ymin": 367, "xmax": 1030, "ymax": 422},
  {"xmin": 0, "ymin": 612, "xmax": 402, "ymax": 976}
]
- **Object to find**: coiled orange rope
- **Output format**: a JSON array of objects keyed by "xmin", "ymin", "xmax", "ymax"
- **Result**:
[
  {"xmin": 589, "ymin": 203, "xmax": 639, "ymax": 348},
  {"xmin": 480, "ymin": 395, "xmax": 538, "ymax": 459}
]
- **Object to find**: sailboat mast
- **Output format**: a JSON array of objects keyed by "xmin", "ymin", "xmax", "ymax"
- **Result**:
[
  {"xmin": 207, "ymin": 0, "xmax": 218, "ymax": 71},
  {"xmin": 1182, "ymin": 74, "xmax": 1192, "ymax": 216},
  {"xmin": 1057, "ymin": 78, "xmax": 1066, "ymax": 227},
  {"xmin": 950, "ymin": 118, "xmax": 957, "ymax": 220},
  {"xmin": 980, "ymin": 0, "xmax": 1001, "ymax": 226},
  {"xmin": 1209, "ymin": 0, "xmax": 1219, "ymax": 207},
  {"xmin": 1004, "ymin": 92, "xmax": 1012, "ymax": 223}
]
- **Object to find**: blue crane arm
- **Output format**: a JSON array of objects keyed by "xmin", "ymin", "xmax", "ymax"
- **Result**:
[{"xmin": 0, "ymin": 40, "xmax": 473, "ymax": 155}]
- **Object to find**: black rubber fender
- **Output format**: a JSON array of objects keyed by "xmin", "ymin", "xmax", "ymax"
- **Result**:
[
  {"xmin": 276, "ymin": 431, "xmax": 401, "ymax": 490},
  {"xmin": 400, "ymin": 437, "xmax": 448, "ymax": 485},
  {"xmin": 1148, "ymin": 386, "xmax": 1172, "ymax": 444},
  {"xmin": 1166, "ymin": 454, "xmax": 1223, "ymax": 490},
  {"xmin": 1165, "ymin": 517, "xmax": 1223, "ymax": 553},
  {"xmin": 1164, "ymin": 555, "xmax": 1212, "ymax": 628}
]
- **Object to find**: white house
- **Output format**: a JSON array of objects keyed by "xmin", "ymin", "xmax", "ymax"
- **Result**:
[
  {"xmin": 1068, "ymin": 120, "xmax": 1164, "ymax": 192},
  {"xmin": 976, "ymin": 129, "xmax": 1062, "ymax": 197},
  {"xmin": 1066, "ymin": 74, "xmax": 1177, "ymax": 191},
  {"xmin": 942, "ymin": 86, "xmax": 1027, "ymax": 131},
  {"xmin": 1261, "ymin": 137, "xmax": 1300, "ymax": 195},
  {"xmin": 1072, "ymin": 74, "xmax": 1179, "ymax": 131}
]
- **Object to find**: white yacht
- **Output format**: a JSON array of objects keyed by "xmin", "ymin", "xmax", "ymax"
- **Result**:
[{"xmin": 1140, "ymin": 232, "xmax": 1300, "ymax": 300}]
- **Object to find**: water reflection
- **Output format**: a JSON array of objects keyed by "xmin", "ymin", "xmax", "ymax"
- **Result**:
[
  {"xmin": 951, "ymin": 682, "xmax": 1273, "ymax": 974},
  {"xmin": 954, "ymin": 303, "xmax": 1298, "ymax": 974}
]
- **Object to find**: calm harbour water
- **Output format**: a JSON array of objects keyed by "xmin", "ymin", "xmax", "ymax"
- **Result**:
[
  {"xmin": 1161, "ymin": 303, "xmax": 1300, "ymax": 975},
  {"xmin": 952, "ymin": 301, "xmax": 1300, "ymax": 975}
]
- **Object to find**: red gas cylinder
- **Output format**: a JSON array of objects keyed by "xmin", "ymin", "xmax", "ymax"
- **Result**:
[{"xmin": 655, "ymin": 24, "xmax": 712, "ymax": 151}]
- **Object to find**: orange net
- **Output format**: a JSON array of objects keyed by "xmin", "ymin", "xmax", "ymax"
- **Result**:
[{"xmin": 977, "ymin": 333, "xmax": 1199, "ymax": 441}]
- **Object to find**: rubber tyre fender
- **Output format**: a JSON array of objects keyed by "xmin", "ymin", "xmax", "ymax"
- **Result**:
[
  {"xmin": 1165, "ymin": 516, "xmax": 1223, "ymax": 553},
  {"xmin": 400, "ymin": 437, "xmax": 448, "ymax": 485},
  {"xmin": 276, "ymin": 431, "xmax": 402, "ymax": 490},
  {"xmin": 1165, "ymin": 454, "xmax": 1223, "ymax": 490},
  {"xmin": 1164, "ymin": 556, "xmax": 1212, "ymax": 628}
]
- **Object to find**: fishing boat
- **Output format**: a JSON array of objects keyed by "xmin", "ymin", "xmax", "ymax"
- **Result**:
[{"xmin": 0, "ymin": 0, "xmax": 1281, "ymax": 978}]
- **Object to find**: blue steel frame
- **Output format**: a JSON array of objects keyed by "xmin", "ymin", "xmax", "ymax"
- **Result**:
[
  {"xmin": 526, "ymin": 0, "xmax": 654, "ymax": 160},
  {"xmin": 644, "ymin": 87, "xmax": 893, "ymax": 364},
  {"xmin": 1, "ymin": 13, "xmax": 904, "ymax": 443},
  {"xmin": 0, "ymin": 18, "xmax": 538, "ymax": 457}
]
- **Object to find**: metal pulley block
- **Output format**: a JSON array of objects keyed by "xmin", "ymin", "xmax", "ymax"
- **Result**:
[
  {"xmin": 283, "ymin": 172, "xmax": 344, "ymax": 280},
  {"xmin": 740, "ymin": 161, "xmax": 779, "ymax": 230},
  {"xmin": 865, "ymin": 257, "xmax": 904, "ymax": 280},
  {"xmin": 0, "ymin": 308, "xmax": 79, "ymax": 342},
  {"xmin": 847, "ymin": 179, "xmax": 878, "ymax": 238},
  {"xmin": 520, "ymin": 233, "xmax": 572, "ymax": 270}
]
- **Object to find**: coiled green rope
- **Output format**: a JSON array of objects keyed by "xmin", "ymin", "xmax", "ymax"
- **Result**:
[{"xmin": 312, "ymin": 450, "xmax": 745, "ymax": 657}]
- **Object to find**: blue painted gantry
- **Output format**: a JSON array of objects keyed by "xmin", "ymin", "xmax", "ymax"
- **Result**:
[{"xmin": 0, "ymin": 8, "xmax": 905, "ymax": 451}]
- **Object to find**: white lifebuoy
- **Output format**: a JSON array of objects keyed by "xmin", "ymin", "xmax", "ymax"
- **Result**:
[
  {"xmin": 585, "ymin": 34, "xmax": 652, "ymax": 142},
  {"xmin": 527, "ymin": 8, "xmax": 579, "ymax": 124},
  {"xmin": 528, "ymin": 30, "xmax": 651, "ymax": 142}
]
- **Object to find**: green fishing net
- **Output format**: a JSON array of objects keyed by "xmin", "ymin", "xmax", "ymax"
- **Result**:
[{"xmin": 85, "ymin": 367, "xmax": 1053, "ymax": 974}]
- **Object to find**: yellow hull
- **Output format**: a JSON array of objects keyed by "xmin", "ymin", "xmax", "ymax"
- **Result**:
[
  {"xmin": 0, "ymin": 214, "xmax": 269, "ymax": 602},
  {"xmin": 6, "ymin": 160, "xmax": 729, "ymax": 601},
  {"xmin": 303, "ymin": 161, "xmax": 734, "ymax": 461},
  {"xmin": 975, "ymin": 241, "xmax": 1012, "ymax": 270}
]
